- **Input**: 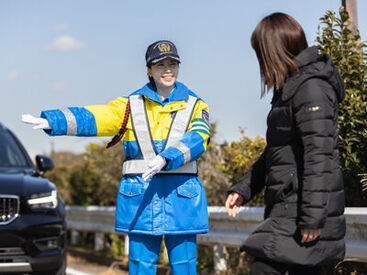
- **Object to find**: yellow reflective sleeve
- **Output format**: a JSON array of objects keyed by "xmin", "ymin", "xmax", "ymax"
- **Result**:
[
  {"xmin": 85, "ymin": 97, "xmax": 128, "ymax": 137},
  {"xmin": 188, "ymin": 100, "xmax": 210, "ymax": 150}
]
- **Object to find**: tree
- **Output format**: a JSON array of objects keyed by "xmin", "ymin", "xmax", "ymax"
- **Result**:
[
  {"xmin": 68, "ymin": 158, "xmax": 102, "ymax": 205},
  {"xmin": 46, "ymin": 142, "xmax": 124, "ymax": 206},
  {"xmin": 197, "ymin": 124, "xmax": 266, "ymax": 206},
  {"xmin": 316, "ymin": 7, "xmax": 367, "ymax": 206},
  {"xmin": 197, "ymin": 123, "xmax": 232, "ymax": 205},
  {"xmin": 68, "ymin": 142, "xmax": 124, "ymax": 205},
  {"xmin": 217, "ymin": 129, "xmax": 266, "ymax": 206},
  {"xmin": 46, "ymin": 152, "xmax": 82, "ymax": 204}
]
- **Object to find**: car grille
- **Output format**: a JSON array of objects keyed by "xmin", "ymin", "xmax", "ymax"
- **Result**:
[
  {"xmin": 0, "ymin": 247, "xmax": 27, "ymax": 263},
  {"xmin": 0, "ymin": 195, "xmax": 20, "ymax": 225}
]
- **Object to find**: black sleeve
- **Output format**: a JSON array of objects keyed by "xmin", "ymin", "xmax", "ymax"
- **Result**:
[
  {"xmin": 228, "ymin": 148, "xmax": 267, "ymax": 204},
  {"xmin": 292, "ymin": 78, "xmax": 337, "ymax": 229}
]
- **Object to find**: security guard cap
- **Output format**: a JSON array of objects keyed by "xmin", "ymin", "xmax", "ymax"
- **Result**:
[{"xmin": 145, "ymin": 40, "xmax": 180, "ymax": 66}]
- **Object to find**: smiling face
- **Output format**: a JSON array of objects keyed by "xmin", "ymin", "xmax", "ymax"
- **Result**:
[{"xmin": 147, "ymin": 59, "xmax": 179, "ymax": 90}]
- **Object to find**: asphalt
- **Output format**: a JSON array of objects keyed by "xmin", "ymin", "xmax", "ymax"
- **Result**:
[{"xmin": 66, "ymin": 254, "xmax": 128, "ymax": 275}]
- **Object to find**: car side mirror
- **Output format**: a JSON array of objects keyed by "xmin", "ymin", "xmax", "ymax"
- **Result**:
[{"xmin": 35, "ymin": 155, "xmax": 54, "ymax": 173}]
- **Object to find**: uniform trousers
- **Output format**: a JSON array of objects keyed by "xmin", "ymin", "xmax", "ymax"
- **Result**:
[
  {"xmin": 128, "ymin": 233, "xmax": 197, "ymax": 275},
  {"xmin": 250, "ymin": 257, "xmax": 323, "ymax": 275}
]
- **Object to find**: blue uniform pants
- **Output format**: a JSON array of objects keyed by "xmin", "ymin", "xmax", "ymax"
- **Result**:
[{"xmin": 128, "ymin": 233, "xmax": 197, "ymax": 275}]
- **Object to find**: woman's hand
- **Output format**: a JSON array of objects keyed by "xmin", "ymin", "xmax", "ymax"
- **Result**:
[
  {"xmin": 301, "ymin": 228, "xmax": 321, "ymax": 243},
  {"xmin": 225, "ymin": 192, "xmax": 244, "ymax": 218},
  {"xmin": 21, "ymin": 114, "xmax": 51, "ymax": 130}
]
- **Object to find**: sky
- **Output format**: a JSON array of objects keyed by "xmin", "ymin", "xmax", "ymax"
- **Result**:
[{"xmin": 1, "ymin": 0, "xmax": 366, "ymax": 158}]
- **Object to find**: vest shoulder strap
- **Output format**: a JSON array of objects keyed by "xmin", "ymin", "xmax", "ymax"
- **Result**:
[
  {"xmin": 164, "ymin": 95, "xmax": 197, "ymax": 149},
  {"xmin": 129, "ymin": 94, "xmax": 157, "ymax": 160}
]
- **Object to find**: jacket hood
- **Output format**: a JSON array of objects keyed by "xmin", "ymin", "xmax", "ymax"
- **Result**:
[{"xmin": 281, "ymin": 46, "xmax": 345, "ymax": 103}]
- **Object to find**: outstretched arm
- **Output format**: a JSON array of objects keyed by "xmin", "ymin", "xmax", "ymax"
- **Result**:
[{"xmin": 22, "ymin": 97, "xmax": 128, "ymax": 137}]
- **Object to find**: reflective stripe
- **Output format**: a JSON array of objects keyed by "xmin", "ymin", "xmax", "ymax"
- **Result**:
[
  {"xmin": 165, "ymin": 95, "xmax": 197, "ymax": 148},
  {"xmin": 129, "ymin": 95, "xmax": 157, "ymax": 160},
  {"xmin": 191, "ymin": 120, "xmax": 209, "ymax": 130},
  {"xmin": 173, "ymin": 141, "xmax": 191, "ymax": 163},
  {"xmin": 61, "ymin": 108, "xmax": 77, "ymax": 135},
  {"xmin": 190, "ymin": 125, "xmax": 210, "ymax": 132},
  {"xmin": 122, "ymin": 160, "xmax": 197, "ymax": 175}
]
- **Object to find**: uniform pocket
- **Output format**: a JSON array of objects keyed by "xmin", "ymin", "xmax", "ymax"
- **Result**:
[
  {"xmin": 119, "ymin": 182, "xmax": 142, "ymax": 197},
  {"xmin": 177, "ymin": 181, "xmax": 200, "ymax": 198}
]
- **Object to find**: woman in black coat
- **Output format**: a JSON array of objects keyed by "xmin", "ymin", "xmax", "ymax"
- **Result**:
[{"xmin": 225, "ymin": 12, "xmax": 346, "ymax": 275}]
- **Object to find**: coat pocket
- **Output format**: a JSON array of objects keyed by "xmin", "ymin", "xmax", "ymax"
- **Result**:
[
  {"xmin": 277, "ymin": 170, "xmax": 298, "ymax": 201},
  {"xmin": 266, "ymin": 169, "xmax": 298, "ymax": 206},
  {"xmin": 119, "ymin": 182, "xmax": 142, "ymax": 197},
  {"xmin": 177, "ymin": 181, "xmax": 200, "ymax": 198}
]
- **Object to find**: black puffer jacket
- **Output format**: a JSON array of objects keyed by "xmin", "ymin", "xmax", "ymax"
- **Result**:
[{"xmin": 230, "ymin": 46, "xmax": 346, "ymax": 266}]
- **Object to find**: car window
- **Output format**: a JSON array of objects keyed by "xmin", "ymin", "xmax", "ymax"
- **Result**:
[{"xmin": 0, "ymin": 130, "xmax": 29, "ymax": 167}]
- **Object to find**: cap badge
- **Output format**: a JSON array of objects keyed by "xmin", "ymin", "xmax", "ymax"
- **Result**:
[{"xmin": 158, "ymin": 43, "xmax": 171, "ymax": 54}]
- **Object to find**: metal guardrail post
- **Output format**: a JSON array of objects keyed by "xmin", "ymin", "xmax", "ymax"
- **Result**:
[
  {"xmin": 94, "ymin": 232, "xmax": 104, "ymax": 251},
  {"xmin": 213, "ymin": 244, "xmax": 227, "ymax": 274},
  {"xmin": 70, "ymin": 230, "xmax": 79, "ymax": 245}
]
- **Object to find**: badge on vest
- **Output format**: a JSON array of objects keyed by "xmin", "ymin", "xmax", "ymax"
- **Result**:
[{"xmin": 202, "ymin": 110, "xmax": 209, "ymax": 124}]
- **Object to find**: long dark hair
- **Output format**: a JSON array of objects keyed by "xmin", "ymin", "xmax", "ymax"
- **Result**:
[
  {"xmin": 251, "ymin": 12, "xmax": 308, "ymax": 95},
  {"xmin": 147, "ymin": 65, "xmax": 154, "ymax": 83}
]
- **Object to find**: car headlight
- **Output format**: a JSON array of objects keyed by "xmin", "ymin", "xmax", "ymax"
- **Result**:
[{"xmin": 27, "ymin": 190, "xmax": 58, "ymax": 209}]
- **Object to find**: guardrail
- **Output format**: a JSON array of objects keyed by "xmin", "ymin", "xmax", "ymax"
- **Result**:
[{"xmin": 65, "ymin": 206, "xmax": 367, "ymax": 273}]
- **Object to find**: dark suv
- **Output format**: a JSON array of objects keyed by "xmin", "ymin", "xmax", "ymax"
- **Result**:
[{"xmin": 0, "ymin": 123, "xmax": 66, "ymax": 274}]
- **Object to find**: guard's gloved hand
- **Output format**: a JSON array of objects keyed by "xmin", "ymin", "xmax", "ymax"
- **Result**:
[
  {"xmin": 142, "ymin": 155, "xmax": 167, "ymax": 182},
  {"xmin": 21, "ymin": 114, "xmax": 51, "ymax": 130}
]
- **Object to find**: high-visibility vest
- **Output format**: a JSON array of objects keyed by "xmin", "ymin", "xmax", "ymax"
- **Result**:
[{"xmin": 122, "ymin": 94, "xmax": 198, "ymax": 175}]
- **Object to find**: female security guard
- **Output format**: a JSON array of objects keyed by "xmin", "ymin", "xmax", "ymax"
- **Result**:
[{"xmin": 22, "ymin": 40, "xmax": 210, "ymax": 274}]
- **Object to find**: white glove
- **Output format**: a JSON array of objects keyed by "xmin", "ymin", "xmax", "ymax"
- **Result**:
[
  {"xmin": 142, "ymin": 155, "xmax": 167, "ymax": 182},
  {"xmin": 21, "ymin": 114, "xmax": 51, "ymax": 130}
]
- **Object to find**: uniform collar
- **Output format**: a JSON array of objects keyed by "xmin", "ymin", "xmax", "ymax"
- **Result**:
[{"xmin": 137, "ymin": 81, "xmax": 189, "ymax": 105}]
